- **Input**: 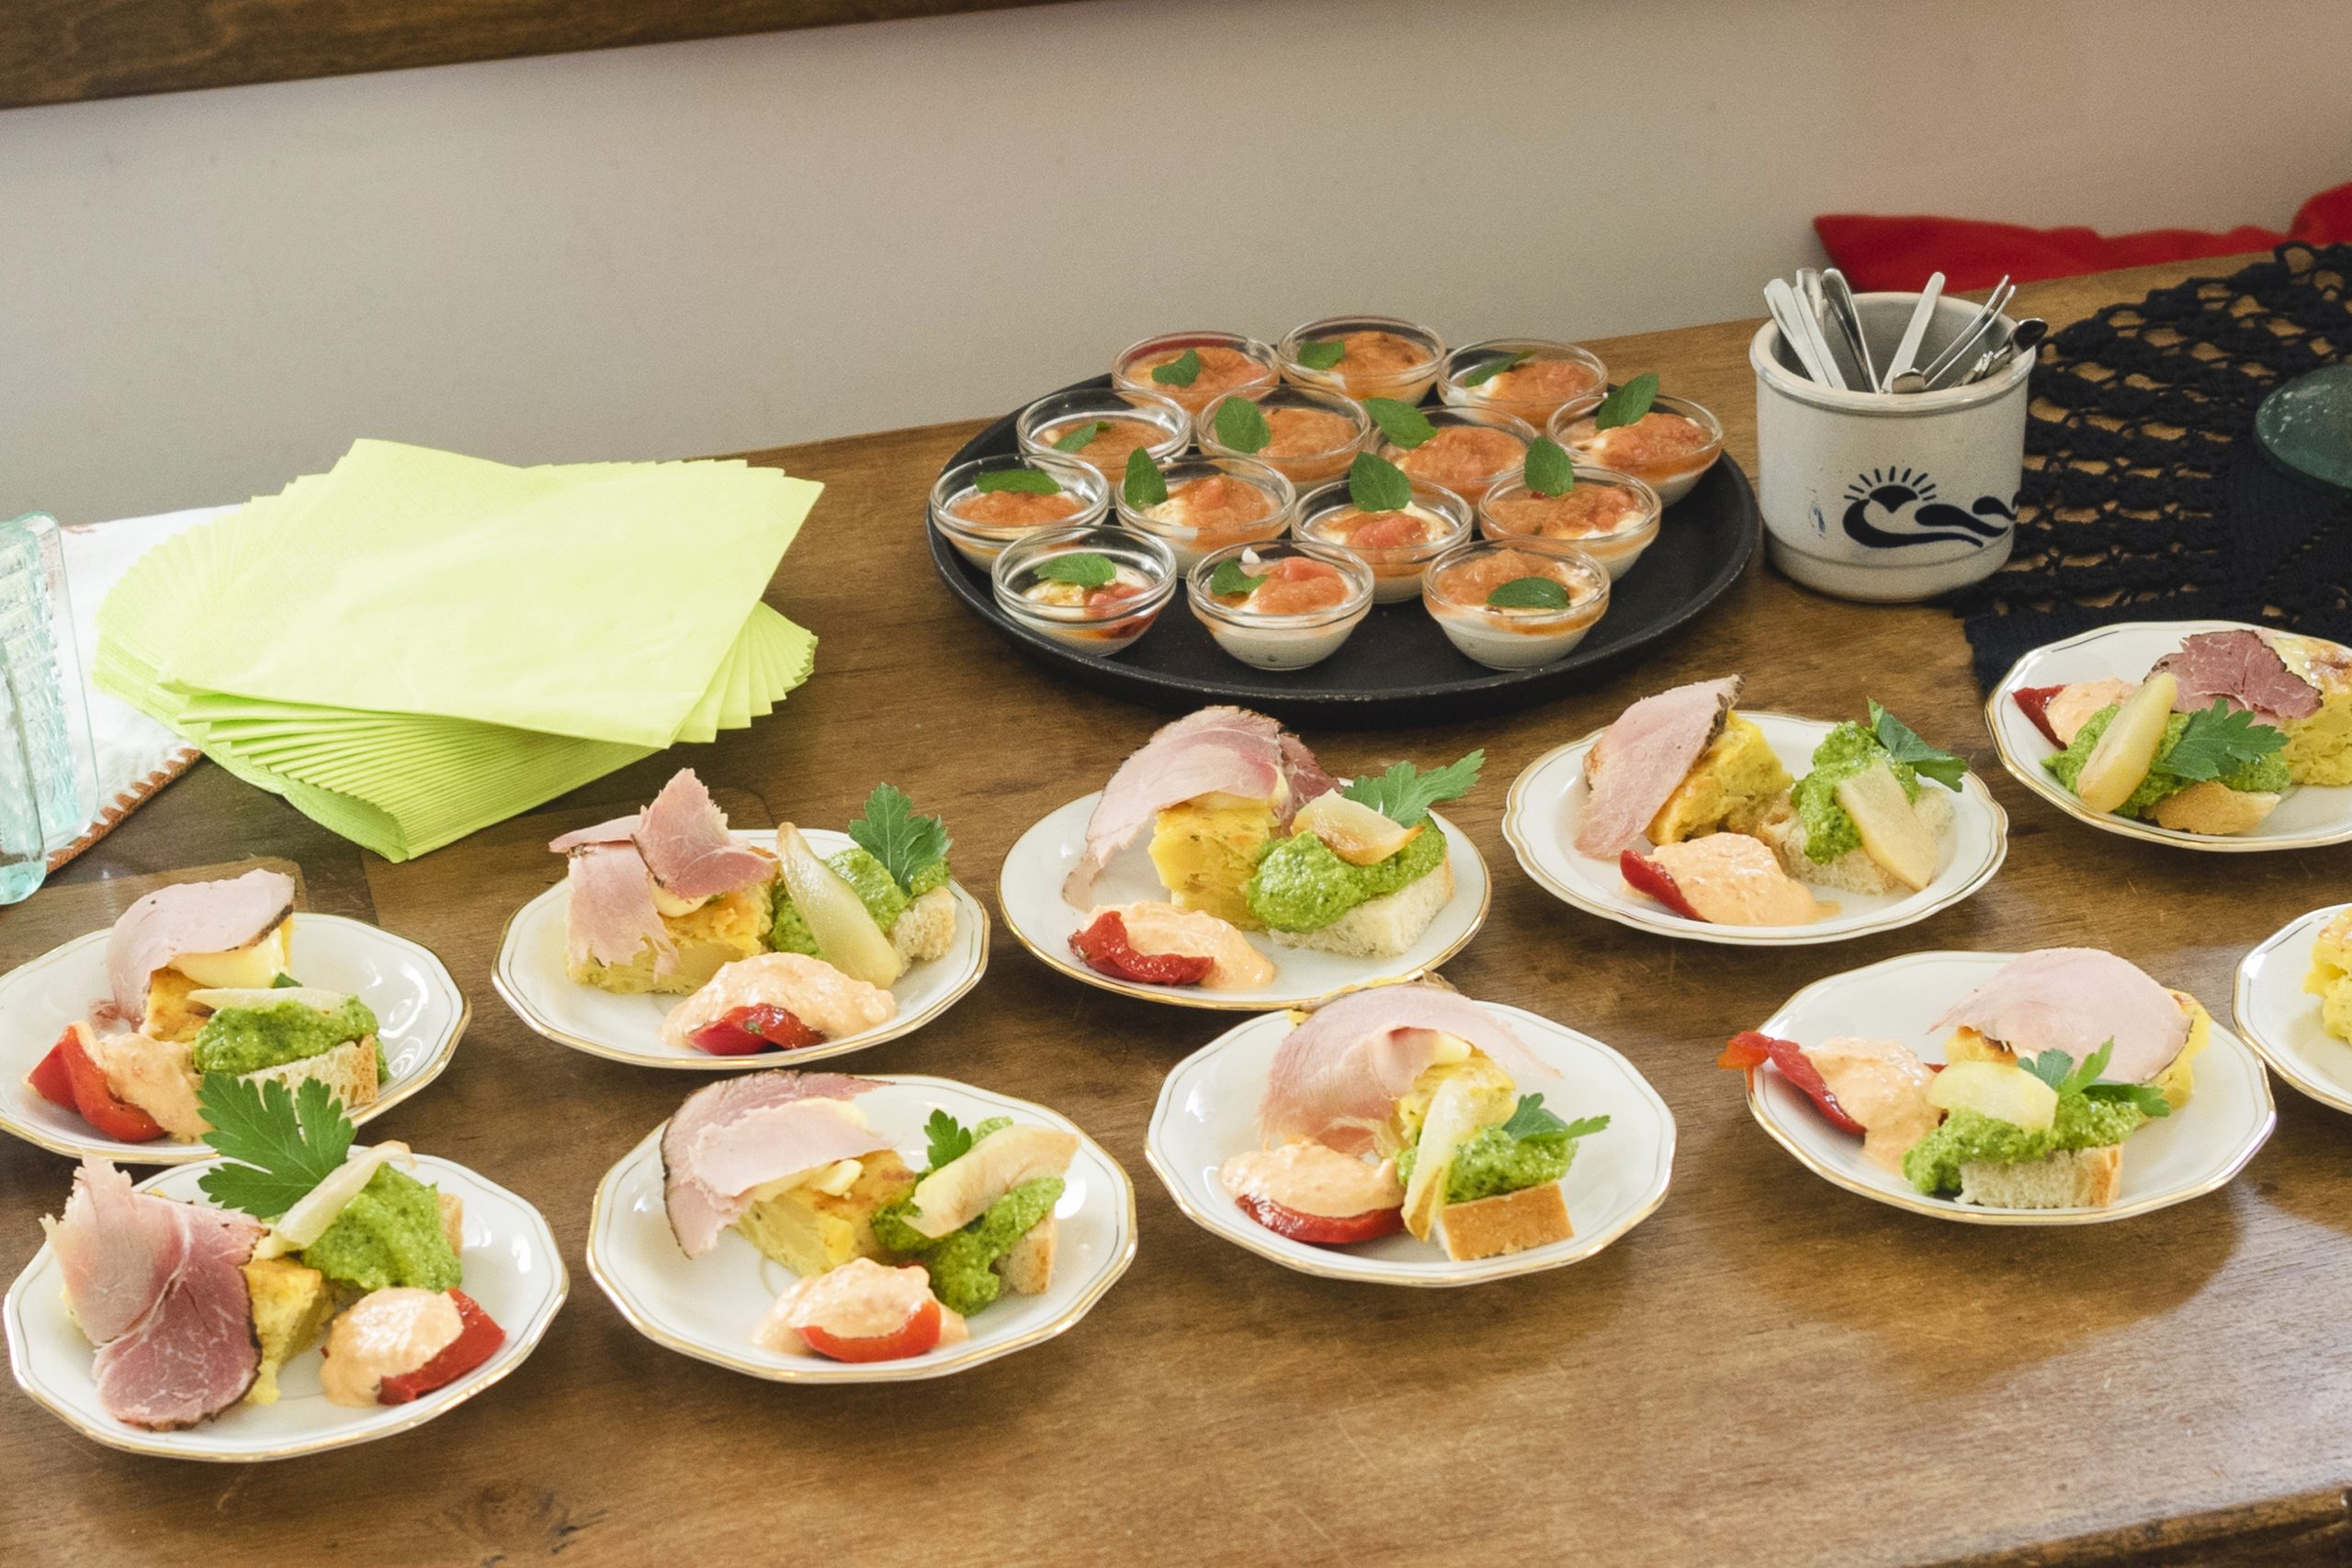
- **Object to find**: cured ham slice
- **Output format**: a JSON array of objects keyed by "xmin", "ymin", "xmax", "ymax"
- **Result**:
[
  {"xmin": 547, "ymin": 815, "xmax": 639, "ymax": 852},
  {"xmin": 661, "ymin": 1070, "xmax": 893, "ymax": 1257},
  {"xmin": 1931, "ymin": 947, "xmax": 2190, "ymax": 1083},
  {"xmin": 40, "ymin": 1160, "xmax": 262, "ymax": 1430},
  {"xmin": 1260, "ymin": 984, "xmax": 1548, "ymax": 1156},
  {"xmin": 2152, "ymin": 630, "xmax": 2321, "ymax": 724},
  {"xmin": 102, "ymin": 869, "xmax": 295, "ymax": 1029},
  {"xmin": 1574, "ymin": 677, "xmax": 1742, "ymax": 858},
  {"xmin": 546, "ymin": 770, "xmax": 770, "ymax": 899},
  {"xmin": 563, "ymin": 843, "xmax": 676, "ymax": 975},
  {"xmin": 1063, "ymin": 707, "xmax": 1331, "ymax": 908}
]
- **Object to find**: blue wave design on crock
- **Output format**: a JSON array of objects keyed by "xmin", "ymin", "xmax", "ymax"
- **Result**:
[{"xmin": 1840, "ymin": 468, "xmax": 2013, "ymax": 550}]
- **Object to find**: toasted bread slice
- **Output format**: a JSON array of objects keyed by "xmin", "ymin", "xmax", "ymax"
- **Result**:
[
  {"xmin": 1269, "ymin": 859, "xmax": 1453, "ymax": 960},
  {"xmin": 243, "ymin": 1036, "xmax": 380, "ymax": 1110},
  {"xmin": 1758, "ymin": 788, "xmax": 1953, "ymax": 895},
  {"xmin": 1438, "ymin": 1182, "xmax": 1573, "ymax": 1262},
  {"xmin": 2146, "ymin": 781, "xmax": 2279, "ymax": 837},
  {"xmin": 891, "ymin": 887, "xmax": 957, "ymax": 965},
  {"xmin": 1957, "ymin": 1144, "xmax": 2122, "ymax": 1210},
  {"xmin": 994, "ymin": 1213, "xmax": 1057, "ymax": 1296}
]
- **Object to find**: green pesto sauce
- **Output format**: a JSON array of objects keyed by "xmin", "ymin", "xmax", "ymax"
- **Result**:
[
  {"xmin": 769, "ymin": 844, "xmax": 949, "ymax": 954},
  {"xmin": 1396, "ymin": 1123, "xmax": 1576, "ymax": 1204},
  {"xmin": 1243, "ymin": 827, "xmax": 1447, "ymax": 933},
  {"xmin": 190, "ymin": 998, "xmax": 377, "ymax": 1076},
  {"xmin": 1902, "ymin": 1094, "xmax": 2148, "ymax": 1196},
  {"xmin": 873, "ymin": 1174, "xmax": 1062, "ymax": 1317},
  {"xmin": 1788, "ymin": 722, "xmax": 1920, "ymax": 863},
  {"xmin": 2047, "ymin": 705, "xmax": 2290, "ymax": 818},
  {"xmin": 300, "ymin": 1164, "xmax": 461, "ymax": 1292}
]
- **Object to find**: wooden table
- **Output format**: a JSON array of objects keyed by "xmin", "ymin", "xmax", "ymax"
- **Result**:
[{"xmin": 8, "ymin": 256, "xmax": 2349, "ymax": 1568}]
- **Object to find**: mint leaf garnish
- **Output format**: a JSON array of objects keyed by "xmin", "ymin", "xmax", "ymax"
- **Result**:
[
  {"xmin": 1213, "ymin": 396, "xmax": 1271, "ymax": 455},
  {"xmin": 1347, "ymin": 450, "xmax": 1412, "ymax": 513},
  {"xmin": 1486, "ymin": 576, "xmax": 1571, "ymax": 611},
  {"xmin": 1034, "ymin": 552, "xmax": 1117, "ymax": 590},
  {"xmin": 1296, "ymin": 338, "xmax": 1347, "ymax": 371},
  {"xmin": 1458, "ymin": 350, "xmax": 1533, "ymax": 389},
  {"xmin": 1364, "ymin": 397, "xmax": 1435, "ymax": 450},
  {"xmin": 1051, "ymin": 421, "xmax": 1106, "ymax": 454},
  {"xmin": 1209, "ymin": 558, "xmax": 1267, "ymax": 598},
  {"xmin": 1523, "ymin": 435, "xmax": 1576, "ymax": 497},
  {"xmin": 975, "ymin": 467, "xmax": 1062, "ymax": 495},
  {"xmin": 1149, "ymin": 348, "xmax": 1202, "ymax": 388},
  {"xmin": 1123, "ymin": 447, "xmax": 1168, "ymax": 508},
  {"xmin": 1593, "ymin": 372, "xmax": 1660, "ymax": 432},
  {"xmin": 1868, "ymin": 701, "xmax": 1966, "ymax": 791}
]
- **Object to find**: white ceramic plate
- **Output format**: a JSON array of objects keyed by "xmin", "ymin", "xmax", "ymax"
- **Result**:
[
  {"xmin": 1504, "ymin": 711, "xmax": 2007, "ymax": 946},
  {"xmin": 587, "ymin": 1075, "xmax": 1136, "ymax": 1382},
  {"xmin": 5, "ymin": 1154, "xmax": 567, "ymax": 1461},
  {"xmin": 999, "ymin": 795, "xmax": 1488, "ymax": 1010},
  {"xmin": 494, "ymin": 829, "xmax": 989, "ymax": 1069},
  {"xmin": 1742, "ymin": 950, "xmax": 2276, "ymax": 1224},
  {"xmin": 1986, "ymin": 619, "xmax": 2352, "ymax": 852},
  {"xmin": 0, "ymin": 914, "xmax": 468, "ymax": 1164},
  {"xmin": 1147, "ymin": 1003, "xmax": 1674, "ymax": 1285},
  {"xmin": 2234, "ymin": 904, "xmax": 2352, "ymax": 1114}
]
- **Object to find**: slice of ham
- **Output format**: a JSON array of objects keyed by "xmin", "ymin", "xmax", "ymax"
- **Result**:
[
  {"xmin": 101, "ymin": 869, "xmax": 295, "ymax": 1030},
  {"xmin": 660, "ymin": 1070, "xmax": 892, "ymax": 1257},
  {"xmin": 546, "ymin": 770, "xmax": 770, "ymax": 900},
  {"xmin": 1930, "ymin": 947, "xmax": 2191, "ymax": 1083},
  {"xmin": 1259, "ymin": 984, "xmax": 1549, "ymax": 1156},
  {"xmin": 2153, "ymin": 629, "xmax": 2321, "ymax": 724},
  {"xmin": 40, "ymin": 1160, "xmax": 262, "ymax": 1430},
  {"xmin": 547, "ymin": 815, "xmax": 639, "ymax": 852},
  {"xmin": 1573, "ymin": 676, "xmax": 1742, "ymax": 858},
  {"xmin": 1062, "ymin": 707, "xmax": 1331, "ymax": 908},
  {"xmin": 563, "ymin": 843, "xmax": 676, "ymax": 976}
]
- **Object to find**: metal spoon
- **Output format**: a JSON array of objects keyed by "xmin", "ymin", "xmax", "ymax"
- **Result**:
[
  {"xmin": 1796, "ymin": 269, "xmax": 1857, "ymax": 389},
  {"xmin": 1961, "ymin": 316, "xmax": 2049, "ymax": 385},
  {"xmin": 1822, "ymin": 267, "xmax": 1878, "ymax": 392},
  {"xmin": 1764, "ymin": 277, "xmax": 1837, "ymax": 384},
  {"xmin": 1881, "ymin": 272, "xmax": 1944, "ymax": 392}
]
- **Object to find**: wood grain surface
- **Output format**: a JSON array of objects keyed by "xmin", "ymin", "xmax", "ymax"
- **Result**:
[
  {"xmin": 7, "ymin": 254, "xmax": 2346, "ymax": 1568},
  {"xmin": 0, "ymin": 0, "xmax": 1079, "ymax": 110}
]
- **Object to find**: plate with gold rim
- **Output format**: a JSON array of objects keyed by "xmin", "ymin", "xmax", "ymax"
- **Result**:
[
  {"xmin": 1741, "ymin": 950, "xmax": 2275, "ymax": 1226},
  {"xmin": 998, "ymin": 794, "xmax": 1487, "ymax": 1010},
  {"xmin": 1146, "ymin": 1003, "xmax": 1674, "ymax": 1286},
  {"xmin": 493, "ymin": 828, "xmax": 989, "ymax": 1070},
  {"xmin": 2233, "ymin": 903, "xmax": 2352, "ymax": 1115},
  {"xmin": 0, "ymin": 914, "xmax": 468, "ymax": 1165},
  {"xmin": 5, "ymin": 1154, "xmax": 567, "ymax": 1461},
  {"xmin": 1986, "ymin": 619, "xmax": 2352, "ymax": 852},
  {"xmin": 1505, "ymin": 710, "xmax": 2007, "ymax": 946},
  {"xmin": 585, "ymin": 1075, "xmax": 1136, "ymax": 1382}
]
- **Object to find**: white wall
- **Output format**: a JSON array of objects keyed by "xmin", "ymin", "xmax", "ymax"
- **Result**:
[{"xmin": 2, "ymin": 0, "xmax": 2345, "ymax": 525}]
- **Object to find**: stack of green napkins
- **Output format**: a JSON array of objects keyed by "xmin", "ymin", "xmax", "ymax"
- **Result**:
[{"xmin": 96, "ymin": 440, "xmax": 820, "ymax": 860}]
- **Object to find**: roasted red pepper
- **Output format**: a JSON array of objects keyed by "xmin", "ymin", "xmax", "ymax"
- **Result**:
[
  {"xmin": 1619, "ymin": 850, "xmax": 1704, "ymax": 921},
  {"xmin": 376, "ymin": 1290, "xmax": 505, "ymax": 1404},
  {"xmin": 26, "ymin": 1032, "xmax": 76, "ymax": 1112},
  {"xmin": 688, "ymin": 1003, "xmax": 826, "ymax": 1055},
  {"xmin": 797, "ymin": 1296, "xmax": 945, "ymax": 1363},
  {"xmin": 1235, "ymin": 1193, "xmax": 1405, "ymax": 1247},
  {"xmin": 1717, "ymin": 1031, "xmax": 1866, "ymax": 1136},
  {"xmin": 51, "ymin": 1023, "xmax": 165, "ymax": 1143},
  {"xmin": 2011, "ymin": 684, "xmax": 2068, "ymax": 748},
  {"xmin": 1069, "ymin": 910, "xmax": 1214, "ymax": 986}
]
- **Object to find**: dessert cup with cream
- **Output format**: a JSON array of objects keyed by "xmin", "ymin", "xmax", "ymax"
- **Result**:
[
  {"xmin": 1186, "ymin": 540, "xmax": 1374, "ymax": 671},
  {"xmin": 931, "ymin": 453, "xmax": 1112, "ymax": 569},
  {"xmin": 1294, "ymin": 476, "xmax": 1473, "ymax": 604},
  {"xmin": 1548, "ymin": 391, "xmax": 1724, "ymax": 505},
  {"xmin": 1016, "ymin": 389, "xmax": 1191, "ymax": 483},
  {"xmin": 1277, "ymin": 315, "xmax": 1446, "ymax": 405},
  {"xmin": 1378, "ymin": 406, "xmax": 1539, "ymax": 506},
  {"xmin": 991, "ymin": 524, "xmax": 1178, "ymax": 658},
  {"xmin": 1422, "ymin": 536, "xmax": 1611, "ymax": 671},
  {"xmin": 1440, "ymin": 339, "xmax": 1609, "ymax": 428},
  {"xmin": 1196, "ymin": 387, "xmax": 1371, "ymax": 487},
  {"xmin": 1111, "ymin": 332, "xmax": 1282, "ymax": 419},
  {"xmin": 1114, "ymin": 456, "xmax": 1298, "ymax": 573},
  {"xmin": 1476, "ymin": 467, "xmax": 1662, "ymax": 581}
]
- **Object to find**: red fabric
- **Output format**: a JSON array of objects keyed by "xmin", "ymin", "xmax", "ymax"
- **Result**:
[{"xmin": 1815, "ymin": 181, "xmax": 2352, "ymax": 292}]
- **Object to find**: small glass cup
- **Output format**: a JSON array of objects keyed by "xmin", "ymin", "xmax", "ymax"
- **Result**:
[
  {"xmin": 1421, "ymin": 536, "xmax": 1611, "ymax": 671},
  {"xmin": 1476, "ymin": 468, "xmax": 1663, "ymax": 581},
  {"xmin": 1111, "ymin": 332, "xmax": 1282, "ymax": 418},
  {"xmin": 1547, "ymin": 391, "xmax": 1725, "ymax": 505},
  {"xmin": 1186, "ymin": 539, "xmax": 1374, "ymax": 671},
  {"xmin": 1276, "ymin": 314, "xmax": 1446, "ymax": 405},
  {"xmin": 1439, "ymin": 338, "xmax": 1610, "ymax": 427},
  {"xmin": 930, "ymin": 453, "xmax": 1111, "ymax": 569},
  {"xmin": 1114, "ymin": 456, "xmax": 1298, "ymax": 573},
  {"xmin": 992, "ymin": 524, "xmax": 1178, "ymax": 659},
  {"xmin": 1379, "ymin": 406, "xmax": 1538, "ymax": 506},
  {"xmin": 1294, "ymin": 477, "xmax": 1473, "ymax": 604},
  {"xmin": 1017, "ymin": 389, "xmax": 1191, "ymax": 482},
  {"xmin": 1196, "ymin": 386, "xmax": 1371, "ymax": 487}
]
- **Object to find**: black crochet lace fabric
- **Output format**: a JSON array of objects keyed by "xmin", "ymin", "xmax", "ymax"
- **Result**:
[{"xmin": 1948, "ymin": 243, "xmax": 2352, "ymax": 690}]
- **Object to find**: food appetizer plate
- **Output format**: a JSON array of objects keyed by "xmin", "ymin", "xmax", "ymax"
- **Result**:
[
  {"xmin": 1148, "ymin": 1005, "xmax": 1674, "ymax": 1285},
  {"xmin": 1987, "ymin": 619, "xmax": 2352, "ymax": 852},
  {"xmin": 495, "ymin": 829, "xmax": 989, "ymax": 1069},
  {"xmin": 0, "ymin": 915, "xmax": 467, "ymax": 1164},
  {"xmin": 1506, "ymin": 712, "xmax": 2007, "ymax": 945},
  {"xmin": 928, "ymin": 376, "xmax": 1758, "ymax": 727},
  {"xmin": 5, "ymin": 1155, "xmax": 566, "ymax": 1461},
  {"xmin": 1747, "ymin": 951, "xmax": 2275, "ymax": 1225},
  {"xmin": 2234, "ymin": 903, "xmax": 2352, "ymax": 1114},
  {"xmin": 587, "ymin": 1076, "xmax": 1136, "ymax": 1382},
  {"xmin": 1001, "ymin": 795, "xmax": 1487, "ymax": 1010}
]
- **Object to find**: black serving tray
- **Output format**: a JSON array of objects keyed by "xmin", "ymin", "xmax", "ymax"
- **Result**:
[{"xmin": 927, "ymin": 376, "xmax": 1758, "ymax": 728}]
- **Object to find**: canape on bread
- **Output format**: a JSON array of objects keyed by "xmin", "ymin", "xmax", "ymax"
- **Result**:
[
  {"xmin": 96, "ymin": 869, "xmax": 299, "ymax": 1044},
  {"xmin": 1756, "ymin": 704, "xmax": 1963, "ymax": 896},
  {"xmin": 1576, "ymin": 676, "xmax": 1784, "ymax": 857},
  {"xmin": 1224, "ymin": 984, "xmax": 1608, "ymax": 1261},
  {"xmin": 552, "ymin": 770, "xmax": 777, "ymax": 995},
  {"xmin": 768, "ymin": 784, "xmax": 959, "ymax": 974},
  {"xmin": 2306, "ymin": 908, "xmax": 2352, "ymax": 1043}
]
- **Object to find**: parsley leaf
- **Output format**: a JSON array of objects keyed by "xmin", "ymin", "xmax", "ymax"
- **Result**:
[
  {"xmin": 2085, "ymin": 1081, "xmax": 2173, "ymax": 1117},
  {"xmin": 1051, "ymin": 421, "xmax": 1106, "ymax": 454},
  {"xmin": 848, "ymin": 783, "xmax": 952, "ymax": 894},
  {"xmin": 1122, "ymin": 446, "xmax": 1168, "ymax": 508},
  {"xmin": 2151, "ymin": 701, "xmax": 2288, "ymax": 783},
  {"xmin": 1868, "ymin": 701, "xmax": 1966, "ymax": 790},
  {"xmin": 1487, "ymin": 576, "xmax": 1571, "ymax": 611},
  {"xmin": 1593, "ymin": 372, "xmax": 1659, "ymax": 432},
  {"xmin": 1458, "ymin": 350, "xmax": 1533, "ymax": 389},
  {"xmin": 1347, "ymin": 450, "xmax": 1412, "ymax": 513},
  {"xmin": 1522, "ymin": 435, "xmax": 1577, "ymax": 497},
  {"xmin": 1209, "ymin": 557, "xmax": 1267, "ymax": 598},
  {"xmin": 1149, "ymin": 348, "xmax": 1202, "ymax": 388},
  {"xmin": 923, "ymin": 1109, "xmax": 975, "ymax": 1172},
  {"xmin": 1212, "ymin": 395, "xmax": 1271, "ymax": 455},
  {"xmin": 2018, "ymin": 1040, "xmax": 2173, "ymax": 1118},
  {"xmin": 1296, "ymin": 338, "xmax": 1347, "ymax": 371},
  {"xmin": 1501, "ymin": 1093, "xmax": 1567, "ymax": 1139},
  {"xmin": 1033, "ymin": 552, "xmax": 1117, "ymax": 590},
  {"xmin": 1364, "ymin": 397, "xmax": 1435, "ymax": 450},
  {"xmin": 2018, "ymin": 1047, "xmax": 2075, "ymax": 1092},
  {"xmin": 1340, "ymin": 749, "xmax": 1485, "ymax": 828},
  {"xmin": 195, "ymin": 1074, "xmax": 356, "ymax": 1221}
]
